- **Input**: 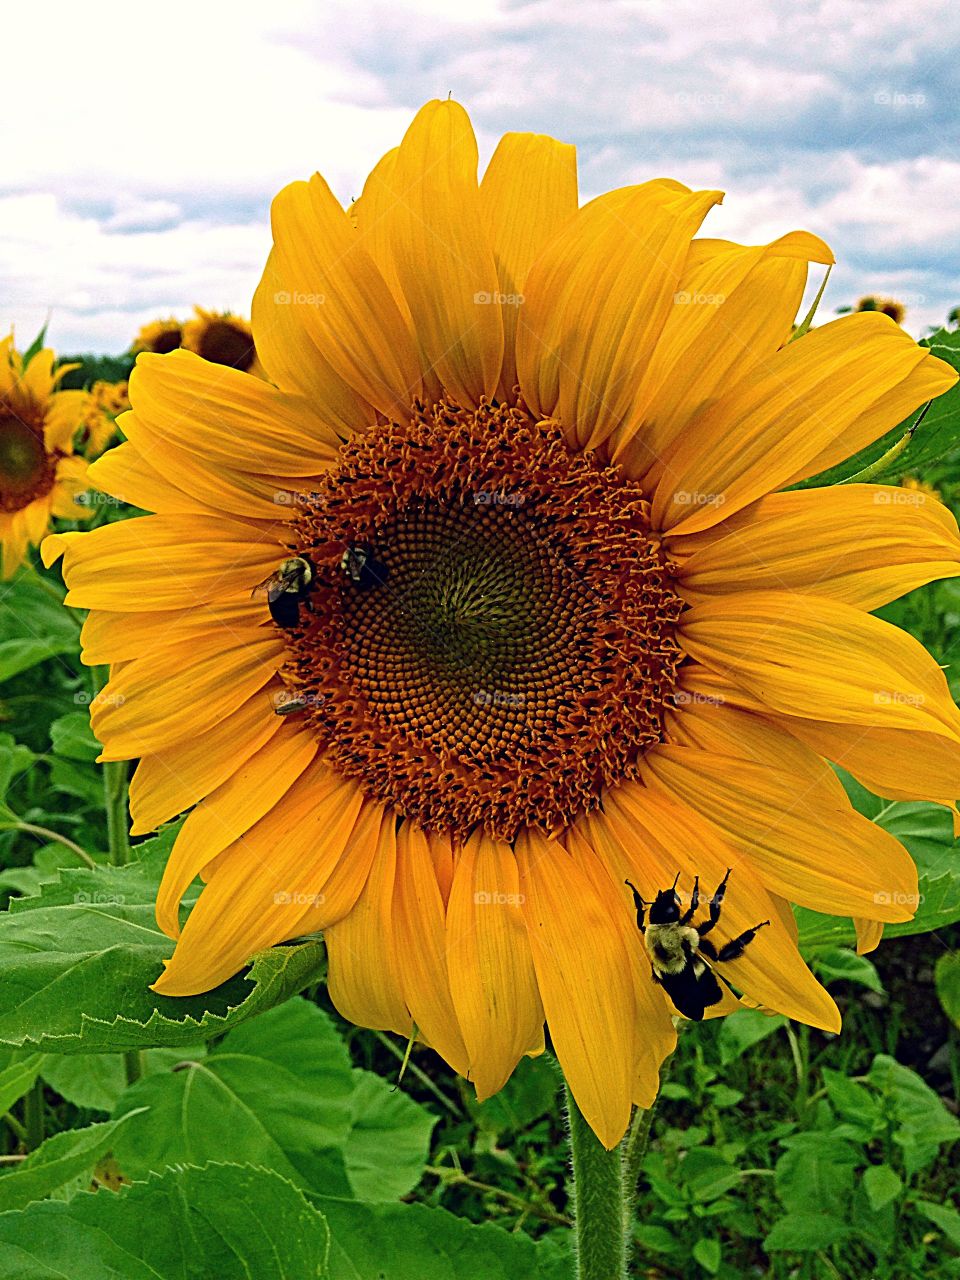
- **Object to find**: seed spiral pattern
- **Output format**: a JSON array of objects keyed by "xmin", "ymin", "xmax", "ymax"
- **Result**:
[{"xmin": 278, "ymin": 397, "xmax": 684, "ymax": 840}]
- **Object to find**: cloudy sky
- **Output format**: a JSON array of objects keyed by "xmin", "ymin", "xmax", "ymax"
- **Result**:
[{"xmin": 3, "ymin": 0, "xmax": 959, "ymax": 352}]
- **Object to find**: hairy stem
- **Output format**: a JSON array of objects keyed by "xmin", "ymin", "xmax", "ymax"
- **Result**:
[{"xmin": 565, "ymin": 1085, "xmax": 627, "ymax": 1280}]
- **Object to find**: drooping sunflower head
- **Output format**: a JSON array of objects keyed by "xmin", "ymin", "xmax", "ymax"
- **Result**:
[
  {"xmin": 44, "ymin": 101, "xmax": 960, "ymax": 1148},
  {"xmin": 181, "ymin": 306, "xmax": 262, "ymax": 376},
  {"xmin": 131, "ymin": 317, "xmax": 183, "ymax": 355},
  {"xmin": 0, "ymin": 335, "xmax": 92, "ymax": 577}
]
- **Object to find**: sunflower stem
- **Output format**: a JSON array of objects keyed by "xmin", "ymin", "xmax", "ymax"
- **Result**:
[
  {"xmin": 91, "ymin": 665, "xmax": 139, "ymax": 1084},
  {"xmin": 565, "ymin": 1084, "xmax": 627, "ymax": 1280}
]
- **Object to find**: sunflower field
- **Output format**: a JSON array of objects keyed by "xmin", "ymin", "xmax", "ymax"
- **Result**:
[{"xmin": 1, "ymin": 98, "xmax": 959, "ymax": 1280}]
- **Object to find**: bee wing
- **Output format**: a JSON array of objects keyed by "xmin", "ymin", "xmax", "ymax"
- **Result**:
[{"xmin": 251, "ymin": 572, "xmax": 278, "ymax": 601}]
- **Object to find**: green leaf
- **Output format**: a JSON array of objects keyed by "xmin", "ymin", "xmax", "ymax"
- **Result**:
[
  {"xmin": 935, "ymin": 952, "xmax": 960, "ymax": 1029},
  {"xmin": 0, "ymin": 826, "xmax": 325, "ymax": 1052},
  {"xmin": 0, "ymin": 734, "xmax": 36, "ymax": 803},
  {"xmin": 691, "ymin": 1237, "xmax": 721, "ymax": 1274},
  {"xmin": 0, "ymin": 1111, "xmax": 146, "ymax": 1212},
  {"xmin": 677, "ymin": 1149, "xmax": 741, "ymax": 1202},
  {"xmin": 0, "ymin": 1052, "xmax": 45, "ymax": 1114},
  {"xmin": 764, "ymin": 1211, "xmax": 852, "ymax": 1251},
  {"xmin": 316, "ymin": 1196, "xmax": 573, "ymax": 1280},
  {"xmin": 468, "ymin": 1053, "xmax": 559, "ymax": 1133},
  {"xmin": 0, "ymin": 638, "xmax": 77, "ymax": 683},
  {"xmin": 717, "ymin": 1008, "xmax": 786, "ymax": 1065},
  {"xmin": 794, "ymin": 328, "xmax": 960, "ymax": 487},
  {"xmin": 862, "ymin": 1164, "xmax": 903, "ymax": 1212},
  {"xmin": 821, "ymin": 1068, "xmax": 882, "ymax": 1138},
  {"xmin": 20, "ymin": 325, "xmax": 49, "ymax": 369},
  {"xmin": 41, "ymin": 1047, "xmax": 202, "ymax": 1113},
  {"xmin": 112, "ymin": 999, "xmax": 357, "ymax": 1196},
  {"xmin": 342, "ymin": 1070, "xmax": 436, "ymax": 1201},
  {"xmin": 49, "ymin": 713, "xmax": 101, "ymax": 763},
  {"xmin": 797, "ymin": 789, "xmax": 960, "ymax": 947},
  {"xmin": 0, "ymin": 1162, "xmax": 330, "ymax": 1279},
  {"xmin": 0, "ymin": 570, "xmax": 77, "ymax": 647},
  {"xmin": 915, "ymin": 1199, "xmax": 960, "ymax": 1249},
  {"xmin": 810, "ymin": 947, "xmax": 884, "ymax": 993},
  {"xmin": 774, "ymin": 1133, "xmax": 858, "ymax": 1216},
  {"xmin": 867, "ymin": 1053, "xmax": 960, "ymax": 1176}
]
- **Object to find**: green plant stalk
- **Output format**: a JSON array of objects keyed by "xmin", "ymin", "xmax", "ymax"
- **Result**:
[
  {"xmin": 23, "ymin": 1079, "xmax": 44, "ymax": 1151},
  {"xmin": 565, "ymin": 1084, "xmax": 627, "ymax": 1280},
  {"xmin": 91, "ymin": 664, "xmax": 139, "ymax": 1084}
]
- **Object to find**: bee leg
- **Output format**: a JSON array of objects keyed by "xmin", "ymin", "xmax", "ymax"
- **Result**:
[
  {"xmin": 625, "ymin": 879, "xmax": 646, "ymax": 934},
  {"xmin": 716, "ymin": 920, "xmax": 771, "ymax": 962},
  {"xmin": 679, "ymin": 875, "xmax": 700, "ymax": 926},
  {"xmin": 697, "ymin": 936, "xmax": 718, "ymax": 961},
  {"xmin": 695, "ymin": 867, "xmax": 733, "ymax": 937}
]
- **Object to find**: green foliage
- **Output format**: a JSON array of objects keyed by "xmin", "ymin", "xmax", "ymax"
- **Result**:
[
  {"xmin": 796, "ymin": 328, "xmax": 960, "ymax": 485},
  {"xmin": 0, "ymin": 1163, "xmax": 331, "ymax": 1279},
  {"xmin": 0, "ymin": 1111, "xmax": 145, "ymax": 1212},
  {"xmin": 796, "ymin": 777, "xmax": 960, "ymax": 949},
  {"xmin": 0, "ymin": 826, "xmax": 327, "ymax": 1052},
  {"xmin": 109, "ymin": 998, "xmax": 436, "ymax": 1201}
]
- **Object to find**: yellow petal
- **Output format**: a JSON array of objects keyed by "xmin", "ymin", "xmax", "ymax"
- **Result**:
[
  {"xmin": 564, "ymin": 820, "xmax": 677, "ymax": 1092},
  {"xmin": 153, "ymin": 765, "xmax": 363, "ymax": 995},
  {"xmin": 516, "ymin": 180, "xmax": 722, "ymax": 450},
  {"xmin": 516, "ymin": 827, "xmax": 637, "ymax": 1149},
  {"xmin": 377, "ymin": 100, "xmax": 503, "ymax": 407},
  {"xmin": 43, "ymin": 516, "xmax": 284, "ymax": 611},
  {"xmin": 155, "ymin": 726, "xmax": 318, "ymax": 937},
  {"xmin": 651, "ymin": 312, "xmax": 956, "ymax": 535},
  {"xmin": 251, "ymin": 249, "xmax": 377, "ymax": 433},
  {"xmin": 612, "ymin": 231, "xmax": 833, "ymax": 480},
  {"xmin": 479, "ymin": 132, "xmax": 578, "ymax": 398},
  {"xmin": 129, "ymin": 680, "xmax": 284, "ymax": 834},
  {"xmin": 677, "ymin": 663, "xmax": 960, "ymax": 816},
  {"xmin": 643, "ymin": 744, "xmax": 918, "ymax": 922},
  {"xmin": 325, "ymin": 805, "xmax": 413, "ymax": 1035},
  {"xmin": 80, "ymin": 598, "xmax": 265, "ymax": 666},
  {"xmin": 445, "ymin": 830, "xmax": 544, "ymax": 1099},
  {"xmin": 673, "ymin": 483, "xmax": 960, "ymax": 610},
  {"xmin": 266, "ymin": 175, "xmax": 422, "ymax": 417},
  {"xmin": 91, "ymin": 629, "xmax": 282, "ymax": 760},
  {"xmin": 680, "ymin": 591, "xmax": 960, "ymax": 740},
  {"xmin": 129, "ymin": 350, "xmax": 342, "ymax": 474},
  {"xmin": 666, "ymin": 688, "xmax": 848, "ymax": 800},
  {"xmin": 392, "ymin": 820, "xmax": 469, "ymax": 1076}
]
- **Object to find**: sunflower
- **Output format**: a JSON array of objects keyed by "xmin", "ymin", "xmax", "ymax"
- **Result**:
[
  {"xmin": 0, "ymin": 335, "xmax": 92, "ymax": 578},
  {"xmin": 856, "ymin": 295, "xmax": 906, "ymax": 324},
  {"xmin": 131, "ymin": 318, "xmax": 183, "ymax": 355},
  {"xmin": 43, "ymin": 101, "xmax": 960, "ymax": 1149},
  {"xmin": 80, "ymin": 379, "xmax": 130, "ymax": 457},
  {"xmin": 181, "ymin": 306, "xmax": 264, "ymax": 377}
]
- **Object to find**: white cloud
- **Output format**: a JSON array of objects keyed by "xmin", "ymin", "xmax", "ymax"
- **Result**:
[{"xmin": 3, "ymin": 0, "xmax": 959, "ymax": 350}]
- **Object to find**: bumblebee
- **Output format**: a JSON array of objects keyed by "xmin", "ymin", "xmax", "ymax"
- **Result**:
[
  {"xmin": 625, "ymin": 869, "xmax": 769, "ymax": 1021},
  {"xmin": 253, "ymin": 556, "xmax": 315, "ymax": 628},
  {"xmin": 340, "ymin": 543, "xmax": 388, "ymax": 590}
]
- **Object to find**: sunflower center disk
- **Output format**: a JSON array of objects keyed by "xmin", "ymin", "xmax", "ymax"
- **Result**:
[
  {"xmin": 283, "ymin": 399, "xmax": 684, "ymax": 841},
  {"xmin": 0, "ymin": 415, "xmax": 57, "ymax": 512}
]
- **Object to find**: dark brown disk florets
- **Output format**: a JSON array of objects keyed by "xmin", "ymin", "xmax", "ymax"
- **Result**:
[{"xmin": 277, "ymin": 397, "xmax": 683, "ymax": 841}]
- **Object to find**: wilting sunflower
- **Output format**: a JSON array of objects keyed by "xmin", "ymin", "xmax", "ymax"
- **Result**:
[
  {"xmin": 44, "ymin": 101, "xmax": 960, "ymax": 1148},
  {"xmin": 80, "ymin": 379, "xmax": 130, "ymax": 457},
  {"xmin": 131, "ymin": 317, "xmax": 183, "ymax": 355},
  {"xmin": 1, "ymin": 335, "xmax": 92, "ymax": 578},
  {"xmin": 182, "ymin": 306, "xmax": 263, "ymax": 377}
]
